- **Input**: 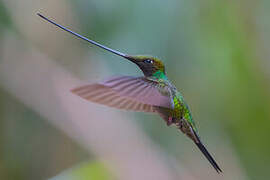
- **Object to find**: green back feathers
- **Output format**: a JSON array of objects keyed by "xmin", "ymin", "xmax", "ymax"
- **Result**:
[{"xmin": 175, "ymin": 92, "xmax": 198, "ymax": 133}]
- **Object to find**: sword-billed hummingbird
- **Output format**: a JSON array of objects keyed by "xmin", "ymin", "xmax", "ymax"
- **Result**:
[{"xmin": 38, "ymin": 13, "xmax": 222, "ymax": 173}]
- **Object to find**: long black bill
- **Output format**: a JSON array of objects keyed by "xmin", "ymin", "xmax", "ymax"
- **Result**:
[{"xmin": 37, "ymin": 13, "xmax": 128, "ymax": 59}]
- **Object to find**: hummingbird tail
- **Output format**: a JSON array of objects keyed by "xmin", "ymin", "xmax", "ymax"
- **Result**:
[{"xmin": 195, "ymin": 140, "xmax": 222, "ymax": 173}]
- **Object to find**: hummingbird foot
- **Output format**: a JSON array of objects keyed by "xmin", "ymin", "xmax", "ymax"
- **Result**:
[
  {"xmin": 167, "ymin": 117, "xmax": 173, "ymax": 126},
  {"xmin": 167, "ymin": 117, "xmax": 174, "ymax": 126}
]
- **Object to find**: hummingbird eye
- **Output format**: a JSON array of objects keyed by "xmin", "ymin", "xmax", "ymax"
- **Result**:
[{"xmin": 144, "ymin": 59, "xmax": 153, "ymax": 64}]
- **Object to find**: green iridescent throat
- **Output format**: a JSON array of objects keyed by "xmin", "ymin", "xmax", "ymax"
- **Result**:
[{"xmin": 152, "ymin": 70, "xmax": 167, "ymax": 80}]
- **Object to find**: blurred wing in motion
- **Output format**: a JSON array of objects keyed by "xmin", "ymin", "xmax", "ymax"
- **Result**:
[{"xmin": 71, "ymin": 76, "xmax": 173, "ymax": 112}]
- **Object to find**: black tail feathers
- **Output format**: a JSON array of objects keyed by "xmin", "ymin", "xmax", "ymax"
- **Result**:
[{"xmin": 195, "ymin": 141, "xmax": 222, "ymax": 173}]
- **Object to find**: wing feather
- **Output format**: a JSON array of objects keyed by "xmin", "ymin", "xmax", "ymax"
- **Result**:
[
  {"xmin": 102, "ymin": 76, "xmax": 173, "ymax": 108},
  {"xmin": 71, "ymin": 76, "xmax": 173, "ymax": 112}
]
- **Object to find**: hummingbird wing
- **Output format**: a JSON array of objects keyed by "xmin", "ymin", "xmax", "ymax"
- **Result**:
[{"xmin": 71, "ymin": 76, "xmax": 173, "ymax": 112}]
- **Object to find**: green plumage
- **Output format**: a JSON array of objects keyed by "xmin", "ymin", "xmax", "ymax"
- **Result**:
[
  {"xmin": 149, "ymin": 70, "xmax": 198, "ymax": 138},
  {"xmin": 148, "ymin": 70, "xmax": 221, "ymax": 173}
]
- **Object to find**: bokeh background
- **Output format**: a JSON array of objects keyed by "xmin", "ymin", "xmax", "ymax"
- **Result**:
[{"xmin": 0, "ymin": 0, "xmax": 269, "ymax": 180}]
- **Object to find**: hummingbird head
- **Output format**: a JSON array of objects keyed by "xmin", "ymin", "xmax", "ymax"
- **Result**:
[{"xmin": 125, "ymin": 55, "xmax": 165, "ymax": 77}]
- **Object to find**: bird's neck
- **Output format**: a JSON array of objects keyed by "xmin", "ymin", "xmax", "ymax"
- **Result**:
[{"xmin": 150, "ymin": 70, "xmax": 168, "ymax": 81}]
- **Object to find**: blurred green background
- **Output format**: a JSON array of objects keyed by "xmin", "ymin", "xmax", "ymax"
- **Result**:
[{"xmin": 0, "ymin": 0, "xmax": 269, "ymax": 180}]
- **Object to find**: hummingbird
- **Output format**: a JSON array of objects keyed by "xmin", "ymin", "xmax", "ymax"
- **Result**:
[{"xmin": 38, "ymin": 13, "xmax": 222, "ymax": 173}]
